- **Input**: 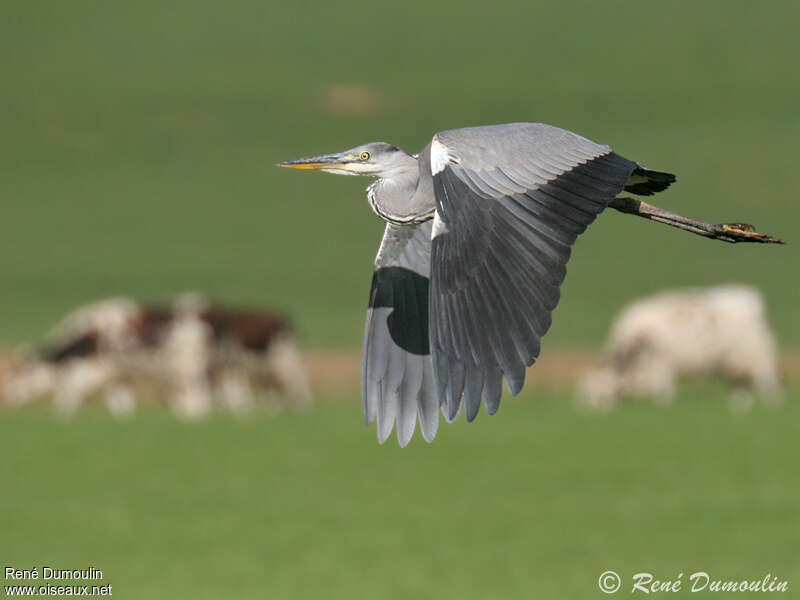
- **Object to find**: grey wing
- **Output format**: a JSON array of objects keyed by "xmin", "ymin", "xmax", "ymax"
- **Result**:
[
  {"xmin": 362, "ymin": 220, "xmax": 438, "ymax": 446},
  {"xmin": 428, "ymin": 123, "xmax": 638, "ymax": 421}
]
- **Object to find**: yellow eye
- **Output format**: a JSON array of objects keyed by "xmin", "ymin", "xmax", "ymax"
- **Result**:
[{"xmin": 360, "ymin": 151, "xmax": 370, "ymax": 161}]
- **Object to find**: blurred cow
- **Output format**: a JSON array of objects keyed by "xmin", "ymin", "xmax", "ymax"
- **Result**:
[
  {"xmin": 2, "ymin": 298, "xmax": 140, "ymax": 417},
  {"xmin": 579, "ymin": 285, "xmax": 782, "ymax": 410},
  {"xmin": 1, "ymin": 296, "xmax": 311, "ymax": 417}
]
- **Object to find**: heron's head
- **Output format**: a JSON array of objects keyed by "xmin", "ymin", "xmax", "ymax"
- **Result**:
[{"xmin": 277, "ymin": 142, "xmax": 414, "ymax": 177}]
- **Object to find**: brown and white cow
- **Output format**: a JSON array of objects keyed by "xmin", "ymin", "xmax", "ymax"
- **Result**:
[{"xmin": 1, "ymin": 296, "xmax": 311, "ymax": 418}]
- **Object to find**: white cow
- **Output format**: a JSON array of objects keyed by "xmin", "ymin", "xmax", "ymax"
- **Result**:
[{"xmin": 579, "ymin": 285, "xmax": 782, "ymax": 410}]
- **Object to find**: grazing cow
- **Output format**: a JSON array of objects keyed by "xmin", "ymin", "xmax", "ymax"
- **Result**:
[
  {"xmin": 1, "ymin": 296, "xmax": 311, "ymax": 417},
  {"xmin": 3, "ymin": 298, "xmax": 139, "ymax": 417},
  {"xmin": 199, "ymin": 307, "xmax": 312, "ymax": 412},
  {"xmin": 578, "ymin": 285, "xmax": 782, "ymax": 410}
]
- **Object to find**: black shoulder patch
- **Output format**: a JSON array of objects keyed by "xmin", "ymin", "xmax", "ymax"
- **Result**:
[{"xmin": 369, "ymin": 266, "xmax": 430, "ymax": 356}]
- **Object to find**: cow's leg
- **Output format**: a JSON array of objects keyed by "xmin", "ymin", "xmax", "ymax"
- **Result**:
[
  {"xmin": 54, "ymin": 359, "xmax": 113, "ymax": 415},
  {"xmin": 266, "ymin": 336, "xmax": 312, "ymax": 408},
  {"xmin": 105, "ymin": 384, "xmax": 136, "ymax": 419},
  {"xmin": 217, "ymin": 368, "xmax": 254, "ymax": 414}
]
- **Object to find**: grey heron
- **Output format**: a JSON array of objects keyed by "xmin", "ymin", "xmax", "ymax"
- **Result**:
[{"xmin": 278, "ymin": 122, "xmax": 781, "ymax": 446}]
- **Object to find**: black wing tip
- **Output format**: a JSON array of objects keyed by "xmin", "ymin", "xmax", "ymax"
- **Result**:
[
  {"xmin": 485, "ymin": 400, "xmax": 502, "ymax": 416},
  {"xmin": 444, "ymin": 402, "xmax": 461, "ymax": 423},
  {"xmin": 624, "ymin": 166, "xmax": 677, "ymax": 196},
  {"xmin": 506, "ymin": 378, "xmax": 525, "ymax": 396}
]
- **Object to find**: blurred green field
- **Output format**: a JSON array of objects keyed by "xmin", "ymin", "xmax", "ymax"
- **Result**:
[
  {"xmin": 2, "ymin": 384, "xmax": 798, "ymax": 599},
  {"xmin": 3, "ymin": 2, "xmax": 799, "ymax": 598},
  {"xmin": 1, "ymin": 0, "xmax": 797, "ymax": 349}
]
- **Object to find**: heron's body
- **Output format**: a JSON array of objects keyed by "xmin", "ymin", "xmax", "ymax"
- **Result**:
[{"xmin": 278, "ymin": 121, "xmax": 778, "ymax": 446}]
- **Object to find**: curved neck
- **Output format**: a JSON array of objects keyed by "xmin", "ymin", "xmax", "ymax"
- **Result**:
[{"xmin": 367, "ymin": 155, "xmax": 434, "ymax": 224}]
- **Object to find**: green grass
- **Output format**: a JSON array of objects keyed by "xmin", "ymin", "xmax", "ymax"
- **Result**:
[
  {"xmin": 2, "ymin": 384, "xmax": 798, "ymax": 598},
  {"xmin": 1, "ymin": 0, "xmax": 798, "ymax": 348}
]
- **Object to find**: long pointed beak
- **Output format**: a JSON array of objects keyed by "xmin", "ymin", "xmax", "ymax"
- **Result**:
[{"xmin": 276, "ymin": 152, "xmax": 351, "ymax": 170}]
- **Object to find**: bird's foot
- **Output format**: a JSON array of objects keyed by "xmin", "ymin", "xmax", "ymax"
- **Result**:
[
  {"xmin": 609, "ymin": 198, "xmax": 785, "ymax": 245},
  {"xmin": 720, "ymin": 223, "xmax": 783, "ymax": 244}
]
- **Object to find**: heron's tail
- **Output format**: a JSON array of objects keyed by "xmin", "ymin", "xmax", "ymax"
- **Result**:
[{"xmin": 624, "ymin": 165, "xmax": 676, "ymax": 196}]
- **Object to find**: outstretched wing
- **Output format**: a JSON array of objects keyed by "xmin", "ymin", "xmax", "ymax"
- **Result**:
[
  {"xmin": 363, "ymin": 221, "xmax": 438, "ymax": 446},
  {"xmin": 428, "ymin": 123, "xmax": 638, "ymax": 421}
]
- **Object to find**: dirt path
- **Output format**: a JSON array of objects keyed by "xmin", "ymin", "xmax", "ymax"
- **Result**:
[
  {"xmin": 305, "ymin": 349, "xmax": 800, "ymax": 392},
  {"xmin": 3, "ymin": 348, "xmax": 797, "ymax": 395}
]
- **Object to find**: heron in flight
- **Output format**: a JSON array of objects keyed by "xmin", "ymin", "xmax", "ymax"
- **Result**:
[{"xmin": 278, "ymin": 122, "xmax": 780, "ymax": 446}]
